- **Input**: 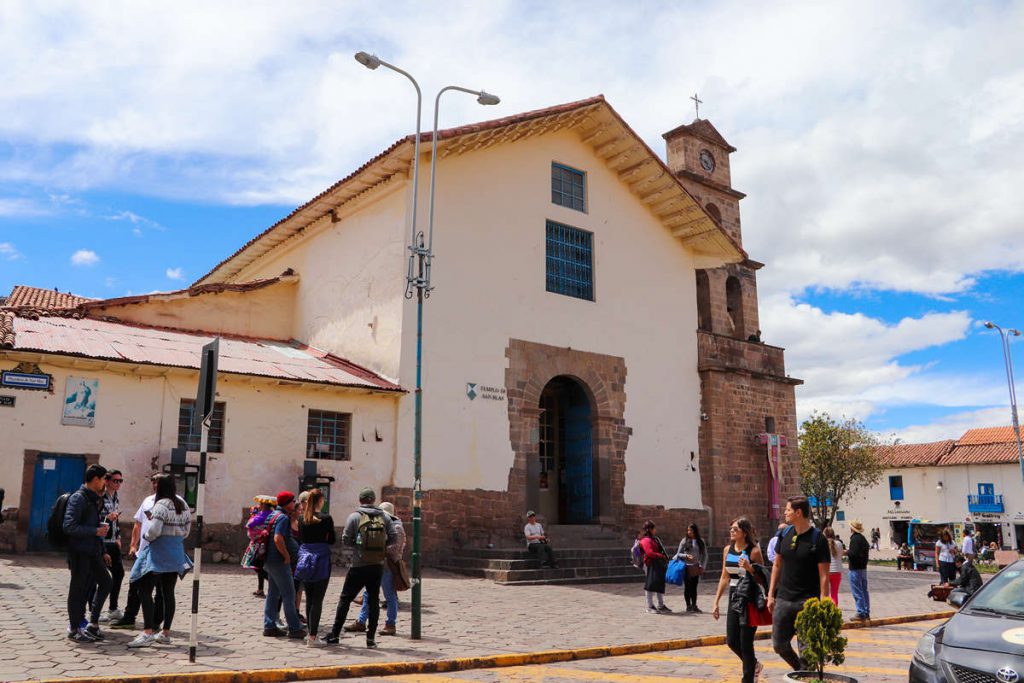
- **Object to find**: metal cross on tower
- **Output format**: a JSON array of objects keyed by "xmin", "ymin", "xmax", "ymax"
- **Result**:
[{"xmin": 690, "ymin": 92, "xmax": 703, "ymax": 119}]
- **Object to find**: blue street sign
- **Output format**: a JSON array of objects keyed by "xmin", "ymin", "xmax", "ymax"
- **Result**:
[{"xmin": 1, "ymin": 371, "xmax": 51, "ymax": 391}]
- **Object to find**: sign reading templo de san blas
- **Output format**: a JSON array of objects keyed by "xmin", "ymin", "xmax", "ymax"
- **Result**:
[{"xmin": 466, "ymin": 383, "xmax": 506, "ymax": 402}]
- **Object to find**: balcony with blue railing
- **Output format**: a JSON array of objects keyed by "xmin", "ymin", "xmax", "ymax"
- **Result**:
[{"xmin": 968, "ymin": 494, "xmax": 1004, "ymax": 513}]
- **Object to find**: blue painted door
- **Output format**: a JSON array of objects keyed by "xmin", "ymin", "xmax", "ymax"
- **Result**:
[
  {"xmin": 978, "ymin": 483, "xmax": 995, "ymax": 497},
  {"xmin": 28, "ymin": 454, "xmax": 86, "ymax": 550},
  {"xmin": 564, "ymin": 404, "xmax": 593, "ymax": 523}
]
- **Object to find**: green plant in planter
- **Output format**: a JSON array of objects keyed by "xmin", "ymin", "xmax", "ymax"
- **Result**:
[{"xmin": 794, "ymin": 597, "xmax": 848, "ymax": 682}]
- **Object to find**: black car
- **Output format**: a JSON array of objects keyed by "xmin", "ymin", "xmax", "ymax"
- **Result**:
[{"xmin": 911, "ymin": 559, "xmax": 1024, "ymax": 682}]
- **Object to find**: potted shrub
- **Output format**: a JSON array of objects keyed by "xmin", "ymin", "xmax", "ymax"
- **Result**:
[{"xmin": 784, "ymin": 598, "xmax": 856, "ymax": 682}]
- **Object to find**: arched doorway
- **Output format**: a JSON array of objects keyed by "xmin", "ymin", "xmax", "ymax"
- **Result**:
[{"xmin": 537, "ymin": 376, "xmax": 596, "ymax": 524}]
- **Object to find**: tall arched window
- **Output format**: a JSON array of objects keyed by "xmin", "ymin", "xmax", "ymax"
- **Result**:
[
  {"xmin": 695, "ymin": 271, "xmax": 712, "ymax": 331},
  {"xmin": 725, "ymin": 276, "xmax": 744, "ymax": 338}
]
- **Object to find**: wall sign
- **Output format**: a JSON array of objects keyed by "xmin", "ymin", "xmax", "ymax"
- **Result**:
[
  {"xmin": 0, "ymin": 395, "xmax": 14, "ymax": 407},
  {"xmin": 466, "ymin": 382, "xmax": 506, "ymax": 401},
  {"xmin": 62, "ymin": 376, "xmax": 99, "ymax": 427},
  {"xmin": 1, "ymin": 370, "xmax": 52, "ymax": 391}
]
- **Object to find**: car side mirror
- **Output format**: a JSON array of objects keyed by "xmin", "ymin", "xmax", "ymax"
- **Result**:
[{"xmin": 948, "ymin": 590, "xmax": 968, "ymax": 608}]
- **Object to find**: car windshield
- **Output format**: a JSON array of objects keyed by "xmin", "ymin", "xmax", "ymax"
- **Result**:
[{"xmin": 968, "ymin": 565, "xmax": 1024, "ymax": 616}]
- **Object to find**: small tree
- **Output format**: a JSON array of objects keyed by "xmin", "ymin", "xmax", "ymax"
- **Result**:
[
  {"xmin": 799, "ymin": 412, "xmax": 885, "ymax": 527},
  {"xmin": 795, "ymin": 597, "xmax": 847, "ymax": 681}
]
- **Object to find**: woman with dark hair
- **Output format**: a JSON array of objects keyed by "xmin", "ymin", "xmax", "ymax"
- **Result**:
[
  {"xmin": 935, "ymin": 528, "xmax": 957, "ymax": 584},
  {"xmin": 638, "ymin": 520, "xmax": 671, "ymax": 613},
  {"xmin": 127, "ymin": 474, "xmax": 192, "ymax": 648},
  {"xmin": 712, "ymin": 517, "xmax": 767, "ymax": 683},
  {"xmin": 823, "ymin": 526, "xmax": 846, "ymax": 605},
  {"xmin": 295, "ymin": 489, "xmax": 335, "ymax": 647},
  {"xmin": 675, "ymin": 523, "xmax": 708, "ymax": 613}
]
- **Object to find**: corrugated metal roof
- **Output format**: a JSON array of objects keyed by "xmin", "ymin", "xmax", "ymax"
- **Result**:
[
  {"xmin": 876, "ymin": 440, "xmax": 954, "ymax": 467},
  {"xmin": 8, "ymin": 315, "xmax": 402, "ymax": 393}
]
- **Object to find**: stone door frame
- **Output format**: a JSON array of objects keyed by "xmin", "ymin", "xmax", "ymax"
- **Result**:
[{"xmin": 504, "ymin": 339, "xmax": 631, "ymax": 525}]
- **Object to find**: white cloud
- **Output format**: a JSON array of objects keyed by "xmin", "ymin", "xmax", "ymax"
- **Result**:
[
  {"xmin": 165, "ymin": 267, "xmax": 184, "ymax": 281},
  {"xmin": 106, "ymin": 210, "xmax": 163, "ymax": 231},
  {"xmin": 70, "ymin": 249, "xmax": 99, "ymax": 266},
  {"xmin": 0, "ymin": 197, "xmax": 48, "ymax": 217},
  {"xmin": 892, "ymin": 407, "xmax": 1015, "ymax": 444},
  {"xmin": 0, "ymin": 242, "xmax": 23, "ymax": 260}
]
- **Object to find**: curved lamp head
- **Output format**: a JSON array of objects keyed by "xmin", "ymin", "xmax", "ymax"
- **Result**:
[
  {"xmin": 477, "ymin": 91, "xmax": 500, "ymax": 106},
  {"xmin": 1012, "ymin": 329, "xmax": 1022, "ymax": 337},
  {"xmin": 984, "ymin": 321, "xmax": 996, "ymax": 329},
  {"xmin": 354, "ymin": 52, "xmax": 381, "ymax": 70}
]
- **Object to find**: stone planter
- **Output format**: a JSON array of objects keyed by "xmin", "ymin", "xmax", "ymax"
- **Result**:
[{"xmin": 783, "ymin": 672, "xmax": 857, "ymax": 682}]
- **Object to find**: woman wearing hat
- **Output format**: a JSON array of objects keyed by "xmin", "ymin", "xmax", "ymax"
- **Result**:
[{"xmin": 246, "ymin": 495, "xmax": 277, "ymax": 597}]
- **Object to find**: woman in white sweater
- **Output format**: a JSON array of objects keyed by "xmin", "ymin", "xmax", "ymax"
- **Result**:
[{"xmin": 127, "ymin": 474, "xmax": 192, "ymax": 648}]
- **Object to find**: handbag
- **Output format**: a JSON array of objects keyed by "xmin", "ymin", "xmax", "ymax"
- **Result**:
[
  {"xmin": 665, "ymin": 558, "xmax": 686, "ymax": 586},
  {"xmin": 388, "ymin": 557, "xmax": 411, "ymax": 592},
  {"xmin": 686, "ymin": 564, "xmax": 705, "ymax": 577},
  {"xmin": 747, "ymin": 601, "xmax": 773, "ymax": 626}
]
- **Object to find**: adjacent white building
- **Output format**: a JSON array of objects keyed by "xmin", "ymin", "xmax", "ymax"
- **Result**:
[{"xmin": 837, "ymin": 427, "xmax": 1024, "ymax": 552}]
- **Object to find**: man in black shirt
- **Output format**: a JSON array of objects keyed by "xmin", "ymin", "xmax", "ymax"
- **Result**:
[{"xmin": 767, "ymin": 495, "xmax": 831, "ymax": 671}]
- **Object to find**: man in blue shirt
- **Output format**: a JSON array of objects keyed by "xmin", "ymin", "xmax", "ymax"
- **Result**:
[{"xmin": 262, "ymin": 491, "xmax": 306, "ymax": 639}]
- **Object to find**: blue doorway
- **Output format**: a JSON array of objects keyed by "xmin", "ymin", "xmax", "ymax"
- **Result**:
[
  {"xmin": 28, "ymin": 454, "xmax": 86, "ymax": 550},
  {"xmin": 538, "ymin": 377, "xmax": 595, "ymax": 524}
]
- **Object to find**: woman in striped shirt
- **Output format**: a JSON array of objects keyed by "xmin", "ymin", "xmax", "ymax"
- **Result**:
[{"xmin": 712, "ymin": 517, "xmax": 766, "ymax": 683}]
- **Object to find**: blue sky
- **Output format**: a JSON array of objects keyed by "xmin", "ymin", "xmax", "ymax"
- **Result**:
[{"xmin": 2, "ymin": 1, "xmax": 1023, "ymax": 442}]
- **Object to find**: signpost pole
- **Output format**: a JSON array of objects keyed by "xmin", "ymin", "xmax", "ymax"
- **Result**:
[{"xmin": 188, "ymin": 339, "xmax": 218, "ymax": 664}]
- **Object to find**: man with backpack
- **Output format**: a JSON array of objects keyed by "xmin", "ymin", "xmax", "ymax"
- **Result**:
[
  {"xmin": 321, "ymin": 487, "xmax": 398, "ymax": 648},
  {"xmin": 60, "ymin": 464, "xmax": 113, "ymax": 643},
  {"xmin": 766, "ymin": 495, "xmax": 830, "ymax": 671}
]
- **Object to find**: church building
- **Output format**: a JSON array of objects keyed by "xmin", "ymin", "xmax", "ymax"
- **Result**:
[{"xmin": 0, "ymin": 95, "xmax": 800, "ymax": 557}]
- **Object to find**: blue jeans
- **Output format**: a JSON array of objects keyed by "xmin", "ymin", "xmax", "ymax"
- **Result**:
[
  {"xmin": 263, "ymin": 559, "xmax": 301, "ymax": 631},
  {"xmin": 849, "ymin": 569, "xmax": 870, "ymax": 617},
  {"xmin": 359, "ymin": 567, "xmax": 397, "ymax": 625}
]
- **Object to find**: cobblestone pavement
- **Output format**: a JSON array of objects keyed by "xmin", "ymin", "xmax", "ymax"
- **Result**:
[
  {"xmin": 0, "ymin": 554, "xmax": 946, "ymax": 682},
  {"xmin": 360, "ymin": 619, "xmax": 939, "ymax": 682}
]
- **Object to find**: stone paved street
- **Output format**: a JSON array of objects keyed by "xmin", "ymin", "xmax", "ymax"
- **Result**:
[
  {"xmin": 0, "ymin": 554, "xmax": 946, "ymax": 682},
  {"xmin": 360, "ymin": 619, "xmax": 939, "ymax": 682}
]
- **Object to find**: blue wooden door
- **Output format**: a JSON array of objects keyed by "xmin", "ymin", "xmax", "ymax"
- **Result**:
[
  {"xmin": 564, "ymin": 404, "xmax": 593, "ymax": 523},
  {"xmin": 28, "ymin": 454, "xmax": 85, "ymax": 550},
  {"xmin": 978, "ymin": 483, "xmax": 995, "ymax": 497}
]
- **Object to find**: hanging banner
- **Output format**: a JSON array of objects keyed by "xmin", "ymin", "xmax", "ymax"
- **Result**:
[{"xmin": 62, "ymin": 377, "xmax": 99, "ymax": 427}]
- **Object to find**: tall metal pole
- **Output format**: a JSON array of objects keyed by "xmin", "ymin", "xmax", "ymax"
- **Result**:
[
  {"xmin": 188, "ymin": 422, "xmax": 208, "ymax": 663},
  {"xmin": 985, "ymin": 322, "xmax": 1024, "ymax": 482}
]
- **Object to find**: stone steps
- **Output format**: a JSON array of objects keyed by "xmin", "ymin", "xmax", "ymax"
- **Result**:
[{"xmin": 436, "ymin": 544, "xmax": 643, "ymax": 585}]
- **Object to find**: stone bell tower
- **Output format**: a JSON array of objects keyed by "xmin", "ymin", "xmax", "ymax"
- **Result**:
[{"xmin": 663, "ymin": 114, "xmax": 803, "ymax": 544}]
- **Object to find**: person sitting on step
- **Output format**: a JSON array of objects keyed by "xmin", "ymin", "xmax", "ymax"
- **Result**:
[{"xmin": 524, "ymin": 511, "xmax": 557, "ymax": 568}]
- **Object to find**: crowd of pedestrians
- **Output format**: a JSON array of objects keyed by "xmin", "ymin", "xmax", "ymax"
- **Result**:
[{"xmin": 58, "ymin": 465, "xmax": 406, "ymax": 650}]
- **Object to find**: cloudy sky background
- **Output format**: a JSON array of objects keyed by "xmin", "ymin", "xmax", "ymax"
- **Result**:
[{"xmin": 1, "ymin": 1, "xmax": 1022, "ymax": 442}]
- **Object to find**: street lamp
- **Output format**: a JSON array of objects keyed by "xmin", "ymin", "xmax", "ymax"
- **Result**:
[
  {"xmin": 355, "ymin": 52, "xmax": 499, "ymax": 641},
  {"xmin": 983, "ymin": 321, "xmax": 1024, "ymax": 482}
]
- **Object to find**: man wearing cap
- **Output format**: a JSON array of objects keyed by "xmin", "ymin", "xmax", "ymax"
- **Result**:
[
  {"xmin": 321, "ymin": 488, "xmax": 397, "ymax": 648},
  {"xmin": 847, "ymin": 520, "xmax": 870, "ymax": 620},
  {"xmin": 344, "ymin": 501, "xmax": 406, "ymax": 636},
  {"xmin": 262, "ymin": 491, "xmax": 306, "ymax": 639},
  {"xmin": 524, "ymin": 511, "xmax": 557, "ymax": 568}
]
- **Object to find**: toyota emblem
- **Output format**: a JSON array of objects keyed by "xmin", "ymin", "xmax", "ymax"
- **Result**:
[{"xmin": 997, "ymin": 667, "xmax": 1020, "ymax": 683}]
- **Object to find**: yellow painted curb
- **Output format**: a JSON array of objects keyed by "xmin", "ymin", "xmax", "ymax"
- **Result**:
[{"xmin": 31, "ymin": 610, "xmax": 954, "ymax": 683}]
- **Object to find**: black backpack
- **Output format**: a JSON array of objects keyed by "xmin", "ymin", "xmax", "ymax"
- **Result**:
[{"xmin": 46, "ymin": 492, "xmax": 73, "ymax": 549}]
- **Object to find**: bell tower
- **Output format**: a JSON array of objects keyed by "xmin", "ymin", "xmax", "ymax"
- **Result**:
[{"xmin": 664, "ymin": 113, "xmax": 802, "ymax": 543}]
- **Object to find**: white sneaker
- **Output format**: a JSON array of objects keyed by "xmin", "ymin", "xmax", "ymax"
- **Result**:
[
  {"xmin": 153, "ymin": 632, "xmax": 171, "ymax": 645},
  {"xmin": 127, "ymin": 633, "xmax": 156, "ymax": 649},
  {"xmin": 307, "ymin": 636, "xmax": 327, "ymax": 648},
  {"xmin": 99, "ymin": 609, "xmax": 123, "ymax": 623}
]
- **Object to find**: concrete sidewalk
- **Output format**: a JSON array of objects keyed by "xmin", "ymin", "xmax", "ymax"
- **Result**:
[{"xmin": 0, "ymin": 554, "xmax": 945, "ymax": 682}]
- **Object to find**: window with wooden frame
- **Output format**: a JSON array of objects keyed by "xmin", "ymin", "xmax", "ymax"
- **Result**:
[
  {"xmin": 177, "ymin": 399, "xmax": 226, "ymax": 453},
  {"xmin": 306, "ymin": 409, "xmax": 352, "ymax": 461}
]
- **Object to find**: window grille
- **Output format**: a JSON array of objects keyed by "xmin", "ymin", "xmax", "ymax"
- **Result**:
[
  {"xmin": 306, "ymin": 410, "xmax": 352, "ymax": 461},
  {"xmin": 545, "ymin": 220, "xmax": 594, "ymax": 301},
  {"xmin": 551, "ymin": 163, "xmax": 586, "ymax": 212},
  {"xmin": 177, "ymin": 399, "xmax": 226, "ymax": 453}
]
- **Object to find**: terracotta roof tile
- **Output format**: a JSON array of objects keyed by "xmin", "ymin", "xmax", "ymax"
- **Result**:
[
  {"xmin": 876, "ymin": 440, "xmax": 954, "ymax": 467},
  {"xmin": 938, "ymin": 442, "xmax": 1021, "ymax": 466},
  {"xmin": 0, "ymin": 311, "xmax": 14, "ymax": 349},
  {"xmin": 5, "ymin": 285, "xmax": 93, "ymax": 309},
  {"xmin": 957, "ymin": 426, "xmax": 1017, "ymax": 445},
  {"xmin": 5, "ymin": 313, "xmax": 403, "ymax": 393}
]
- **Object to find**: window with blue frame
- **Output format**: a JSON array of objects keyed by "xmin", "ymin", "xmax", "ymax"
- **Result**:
[
  {"xmin": 545, "ymin": 220, "xmax": 594, "ymax": 301},
  {"xmin": 551, "ymin": 163, "xmax": 586, "ymax": 212},
  {"xmin": 836, "ymin": 510, "xmax": 846, "ymax": 521},
  {"xmin": 888, "ymin": 475, "xmax": 904, "ymax": 501}
]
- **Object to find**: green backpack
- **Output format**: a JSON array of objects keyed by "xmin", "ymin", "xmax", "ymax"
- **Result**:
[{"xmin": 357, "ymin": 511, "xmax": 388, "ymax": 563}]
